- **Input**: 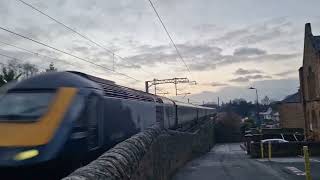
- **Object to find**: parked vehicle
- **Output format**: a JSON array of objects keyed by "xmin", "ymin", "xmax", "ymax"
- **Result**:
[{"xmin": 261, "ymin": 139, "xmax": 289, "ymax": 143}]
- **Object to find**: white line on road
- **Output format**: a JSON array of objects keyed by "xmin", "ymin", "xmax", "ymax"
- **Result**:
[{"xmin": 285, "ymin": 166, "xmax": 305, "ymax": 176}]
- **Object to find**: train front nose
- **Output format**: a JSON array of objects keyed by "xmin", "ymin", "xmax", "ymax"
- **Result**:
[
  {"xmin": 0, "ymin": 87, "xmax": 78, "ymax": 167},
  {"xmin": 0, "ymin": 147, "xmax": 42, "ymax": 167}
]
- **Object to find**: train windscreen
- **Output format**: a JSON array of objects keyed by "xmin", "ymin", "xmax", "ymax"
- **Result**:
[{"xmin": 0, "ymin": 92, "xmax": 54, "ymax": 121}]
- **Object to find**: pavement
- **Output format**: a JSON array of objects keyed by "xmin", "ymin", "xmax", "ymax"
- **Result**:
[{"xmin": 172, "ymin": 143, "xmax": 320, "ymax": 180}]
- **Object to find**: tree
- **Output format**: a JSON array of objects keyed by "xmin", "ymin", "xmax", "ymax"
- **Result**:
[
  {"xmin": 46, "ymin": 63, "xmax": 58, "ymax": 72},
  {"xmin": 0, "ymin": 66, "xmax": 22, "ymax": 87},
  {"xmin": 240, "ymin": 118, "xmax": 256, "ymax": 135},
  {"xmin": 20, "ymin": 62, "xmax": 39, "ymax": 78},
  {"xmin": 215, "ymin": 111, "xmax": 242, "ymax": 142},
  {"xmin": 0, "ymin": 61, "xmax": 40, "ymax": 87},
  {"xmin": 220, "ymin": 99, "xmax": 255, "ymax": 118},
  {"xmin": 261, "ymin": 96, "xmax": 271, "ymax": 106}
]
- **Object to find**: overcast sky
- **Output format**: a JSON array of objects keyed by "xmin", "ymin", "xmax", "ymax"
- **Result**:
[{"xmin": 0, "ymin": 0, "xmax": 320, "ymax": 103}]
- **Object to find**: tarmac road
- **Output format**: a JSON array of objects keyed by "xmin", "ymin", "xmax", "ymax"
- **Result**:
[{"xmin": 172, "ymin": 143, "xmax": 320, "ymax": 180}]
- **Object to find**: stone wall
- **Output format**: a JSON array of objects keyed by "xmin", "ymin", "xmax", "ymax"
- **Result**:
[
  {"xmin": 305, "ymin": 101, "xmax": 320, "ymax": 140},
  {"xmin": 63, "ymin": 120, "xmax": 215, "ymax": 180},
  {"xmin": 300, "ymin": 23, "xmax": 320, "ymax": 140},
  {"xmin": 279, "ymin": 103, "xmax": 305, "ymax": 129}
]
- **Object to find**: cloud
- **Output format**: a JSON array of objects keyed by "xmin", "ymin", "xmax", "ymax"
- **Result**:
[
  {"xmin": 125, "ymin": 43, "xmax": 222, "ymax": 71},
  {"xmin": 0, "ymin": 2, "xmax": 301, "ymax": 76},
  {"xmin": 274, "ymin": 69, "xmax": 298, "ymax": 76},
  {"xmin": 230, "ymin": 74, "xmax": 272, "ymax": 82},
  {"xmin": 0, "ymin": 1, "xmax": 309, "ymax": 95},
  {"xmin": 229, "ymin": 77, "xmax": 250, "ymax": 82},
  {"xmin": 216, "ymin": 53, "xmax": 299, "ymax": 67},
  {"xmin": 234, "ymin": 68, "xmax": 263, "ymax": 75},
  {"xmin": 177, "ymin": 78, "xmax": 300, "ymax": 103},
  {"xmin": 247, "ymin": 74, "xmax": 272, "ymax": 79},
  {"xmin": 202, "ymin": 82, "xmax": 229, "ymax": 87},
  {"xmin": 125, "ymin": 42, "xmax": 299, "ymax": 72},
  {"xmin": 212, "ymin": 18, "xmax": 293, "ymax": 46},
  {"xmin": 233, "ymin": 47, "xmax": 267, "ymax": 56}
]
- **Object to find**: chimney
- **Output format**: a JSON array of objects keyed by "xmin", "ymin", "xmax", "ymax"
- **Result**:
[{"xmin": 305, "ymin": 23, "xmax": 313, "ymax": 36}]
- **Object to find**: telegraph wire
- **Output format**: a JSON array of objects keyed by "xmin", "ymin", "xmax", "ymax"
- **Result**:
[
  {"xmin": 0, "ymin": 62, "xmax": 8, "ymax": 66},
  {"xmin": 0, "ymin": 26, "xmax": 140, "ymax": 82},
  {"xmin": 0, "ymin": 41, "xmax": 136, "ymax": 84},
  {"xmin": 0, "ymin": 40, "xmax": 75, "ymax": 67},
  {"xmin": 147, "ymin": 0, "xmax": 192, "ymax": 76},
  {"xmin": 16, "ymin": 0, "xmax": 155, "ymax": 77},
  {"xmin": 0, "ymin": 51, "xmax": 47, "ymax": 69},
  {"xmin": 0, "ymin": 48, "xmax": 132, "ymax": 84}
]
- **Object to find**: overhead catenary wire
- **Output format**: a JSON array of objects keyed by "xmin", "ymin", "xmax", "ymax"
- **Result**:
[
  {"xmin": 0, "ymin": 40, "xmax": 135, "ymax": 84},
  {"xmin": 0, "ymin": 40, "xmax": 75, "ymax": 67},
  {"xmin": 0, "ymin": 61, "xmax": 9, "ymax": 66},
  {"xmin": 0, "ymin": 51, "xmax": 48, "ymax": 70},
  {"xmin": 0, "ymin": 26, "xmax": 140, "ymax": 82},
  {"xmin": 147, "ymin": 0, "xmax": 192, "ymax": 76},
  {"xmin": 16, "ymin": 0, "xmax": 155, "ymax": 77}
]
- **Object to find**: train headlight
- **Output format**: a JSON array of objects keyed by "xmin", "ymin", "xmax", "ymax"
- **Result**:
[{"xmin": 14, "ymin": 149, "xmax": 39, "ymax": 161}]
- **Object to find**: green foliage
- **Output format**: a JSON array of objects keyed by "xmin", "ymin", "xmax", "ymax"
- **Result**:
[
  {"xmin": 240, "ymin": 118, "xmax": 256, "ymax": 135},
  {"xmin": 215, "ymin": 112, "xmax": 242, "ymax": 142},
  {"xmin": 220, "ymin": 98, "xmax": 256, "ymax": 118}
]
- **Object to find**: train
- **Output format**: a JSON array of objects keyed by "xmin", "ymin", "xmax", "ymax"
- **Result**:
[{"xmin": 0, "ymin": 71, "xmax": 215, "ymax": 169}]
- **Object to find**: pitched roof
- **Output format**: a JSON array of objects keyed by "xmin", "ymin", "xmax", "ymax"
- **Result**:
[
  {"xmin": 311, "ymin": 36, "xmax": 320, "ymax": 51},
  {"xmin": 282, "ymin": 92, "xmax": 300, "ymax": 103}
]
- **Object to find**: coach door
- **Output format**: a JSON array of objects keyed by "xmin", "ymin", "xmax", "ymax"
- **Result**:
[
  {"xmin": 156, "ymin": 105, "xmax": 164, "ymax": 128},
  {"xmin": 87, "ymin": 95, "xmax": 100, "ymax": 150}
]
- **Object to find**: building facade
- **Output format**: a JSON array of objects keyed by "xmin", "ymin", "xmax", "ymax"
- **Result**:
[
  {"xmin": 259, "ymin": 107, "xmax": 280, "ymax": 128},
  {"xmin": 279, "ymin": 92, "xmax": 305, "ymax": 129},
  {"xmin": 300, "ymin": 23, "xmax": 320, "ymax": 141}
]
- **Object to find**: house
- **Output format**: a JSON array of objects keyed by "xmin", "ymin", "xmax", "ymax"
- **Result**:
[
  {"xmin": 299, "ymin": 23, "xmax": 320, "ymax": 141},
  {"xmin": 259, "ymin": 107, "xmax": 280, "ymax": 128},
  {"xmin": 279, "ymin": 92, "xmax": 305, "ymax": 129},
  {"xmin": 259, "ymin": 107, "xmax": 273, "ymax": 120}
]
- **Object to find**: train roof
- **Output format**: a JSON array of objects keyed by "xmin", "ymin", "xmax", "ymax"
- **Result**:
[
  {"xmin": 5, "ymin": 71, "xmax": 216, "ymax": 108},
  {"xmin": 174, "ymin": 101, "xmax": 215, "ymax": 110},
  {"xmin": 8, "ymin": 71, "xmax": 100, "ymax": 90},
  {"xmin": 7, "ymin": 71, "xmax": 159, "ymax": 102}
]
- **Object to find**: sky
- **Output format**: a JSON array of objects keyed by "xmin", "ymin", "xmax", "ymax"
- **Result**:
[{"xmin": 0, "ymin": 0, "xmax": 320, "ymax": 104}]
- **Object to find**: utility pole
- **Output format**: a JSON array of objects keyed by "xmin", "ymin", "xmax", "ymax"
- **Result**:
[
  {"xmin": 249, "ymin": 87, "xmax": 260, "ymax": 127},
  {"xmin": 145, "ymin": 81, "xmax": 149, "ymax": 93},
  {"xmin": 174, "ymin": 78, "xmax": 178, "ymax": 96},
  {"xmin": 145, "ymin": 77, "xmax": 196, "ymax": 96},
  {"xmin": 154, "ymin": 79, "xmax": 157, "ymax": 95}
]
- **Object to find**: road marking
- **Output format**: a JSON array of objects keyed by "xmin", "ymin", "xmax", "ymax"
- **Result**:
[{"xmin": 285, "ymin": 166, "xmax": 305, "ymax": 176}]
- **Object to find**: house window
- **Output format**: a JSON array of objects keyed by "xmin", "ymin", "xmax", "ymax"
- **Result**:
[{"xmin": 309, "ymin": 111, "xmax": 313, "ymax": 130}]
